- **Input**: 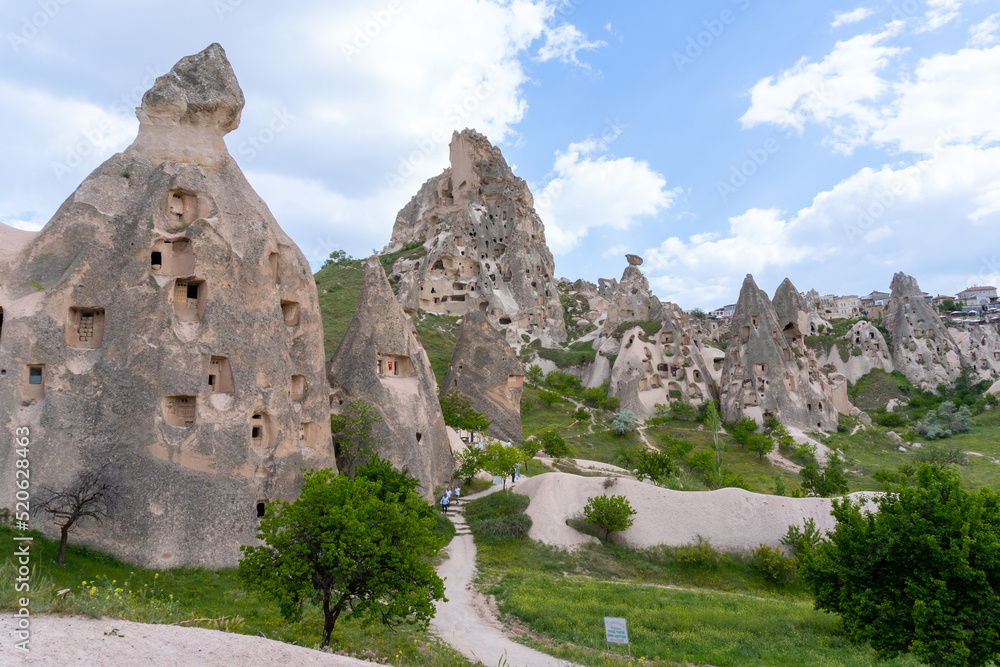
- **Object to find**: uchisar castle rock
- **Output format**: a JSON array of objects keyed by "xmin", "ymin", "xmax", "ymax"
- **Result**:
[{"xmin": 4, "ymin": 42, "xmax": 999, "ymax": 570}]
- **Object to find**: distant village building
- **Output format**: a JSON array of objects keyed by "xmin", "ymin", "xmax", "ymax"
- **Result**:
[
  {"xmin": 932, "ymin": 295, "xmax": 957, "ymax": 309},
  {"xmin": 958, "ymin": 286, "xmax": 998, "ymax": 306},
  {"xmin": 713, "ymin": 304, "xmax": 736, "ymax": 319},
  {"xmin": 862, "ymin": 291, "xmax": 891, "ymax": 306}
]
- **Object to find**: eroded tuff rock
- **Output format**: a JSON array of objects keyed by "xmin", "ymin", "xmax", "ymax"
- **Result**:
[
  {"xmin": 602, "ymin": 256, "xmax": 664, "ymax": 335},
  {"xmin": 952, "ymin": 325, "xmax": 1000, "ymax": 383},
  {"xmin": 816, "ymin": 320, "xmax": 894, "ymax": 384},
  {"xmin": 328, "ymin": 257, "xmax": 454, "ymax": 497},
  {"xmin": 721, "ymin": 275, "xmax": 839, "ymax": 430},
  {"xmin": 442, "ymin": 311, "xmax": 525, "ymax": 443},
  {"xmin": 0, "ymin": 44, "xmax": 334, "ymax": 568},
  {"xmin": 885, "ymin": 272, "xmax": 962, "ymax": 389},
  {"xmin": 384, "ymin": 129, "xmax": 566, "ymax": 346}
]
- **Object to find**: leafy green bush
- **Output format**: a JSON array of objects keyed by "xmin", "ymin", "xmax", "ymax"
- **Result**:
[
  {"xmin": 872, "ymin": 412, "xmax": 908, "ymax": 428},
  {"xmin": 668, "ymin": 401, "xmax": 699, "ymax": 421},
  {"xmin": 915, "ymin": 400, "xmax": 974, "ymax": 439},
  {"xmin": 465, "ymin": 491, "xmax": 532, "ymax": 542},
  {"xmin": 472, "ymin": 514, "xmax": 532, "ymax": 541},
  {"xmin": 675, "ymin": 536, "xmax": 723, "ymax": 568},
  {"xmin": 730, "ymin": 417, "xmax": 759, "ymax": 446},
  {"xmin": 751, "ymin": 544, "xmax": 797, "ymax": 585},
  {"xmin": 537, "ymin": 389, "xmax": 561, "ymax": 407},
  {"xmin": 615, "ymin": 446, "xmax": 678, "ymax": 485},
  {"xmin": 571, "ymin": 407, "xmax": 590, "ymax": 421},
  {"xmin": 583, "ymin": 494, "xmax": 637, "ymax": 541},
  {"xmin": 538, "ymin": 429, "xmax": 572, "ymax": 459},
  {"xmin": 915, "ymin": 443, "xmax": 968, "ymax": 467},
  {"xmin": 543, "ymin": 370, "xmax": 582, "ymax": 394},
  {"xmin": 780, "ymin": 518, "xmax": 825, "ymax": 560},
  {"xmin": 525, "ymin": 364, "xmax": 543, "ymax": 384},
  {"xmin": 746, "ymin": 434, "xmax": 775, "ymax": 460},
  {"xmin": 799, "ymin": 454, "xmax": 849, "ymax": 497}
]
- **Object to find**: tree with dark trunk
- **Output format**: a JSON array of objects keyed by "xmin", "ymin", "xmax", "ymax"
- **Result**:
[{"xmin": 37, "ymin": 462, "xmax": 118, "ymax": 564}]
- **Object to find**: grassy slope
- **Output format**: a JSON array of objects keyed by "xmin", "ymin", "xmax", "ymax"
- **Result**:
[
  {"xmin": 0, "ymin": 526, "xmax": 468, "ymax": 666},
  {"xmin": 465, "ymin": 495, "xmax": 919, "ymax": 667}
]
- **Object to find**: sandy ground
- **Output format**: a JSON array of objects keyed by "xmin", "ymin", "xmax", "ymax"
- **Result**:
[
  {"xmin": 515, "ymin": 473, "xmax": 878, "ymax": 552},
  {"xmin": 432, "ymin": 487, "xmax": 580, "ymax": 667},
  {"xmin": 0, "ymin": 613, "xmax": 379, "ymax": 666}
]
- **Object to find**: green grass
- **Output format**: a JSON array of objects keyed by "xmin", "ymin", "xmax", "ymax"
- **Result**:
[
  {"xmin": 463, "ymin": 495, "xmax": 918, "ymax": 667},
  {"xmin": 0, "ymin": 526, "xmax": 469, "ymax": 666},
  {"xmin": 314, "ymin": 243, "xmax": 428, "ymax": 360},
  {"xmin": 414, "ymin": 312, "xmax": 461, "ymax": 386},
  {"xmin": 535, "ymin": 340, "xmax": 597, "ymax": 368},
  {"xmin": 848, "ymin": 369, "xmax": 913, "ymax": 414}
]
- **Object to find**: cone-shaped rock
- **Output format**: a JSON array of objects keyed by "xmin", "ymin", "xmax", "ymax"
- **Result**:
[
  {"xmin": 0, "ymin": 44, "xmax": 335, "ymax": 567},
  {"xmin": 602, "ymin": 256, "xmax": 664, "ymax": 335},
  {"xmin": 885, "ymin": 272, "xmax": 961, "ymax": 388},
  {"xmin": 721, "ymin": 275, "xmax": 837, "ymax": 430},
  {"xmin": 384, "ymin": 129, "xmax": 566, "ymax": 345},
  {"xmin": 442, "ymin": 311, "xmax": 525, "ymax": 443},
  {"xmin": 328, "ymin": 257, "xmax": 454, "ymax": 496}
]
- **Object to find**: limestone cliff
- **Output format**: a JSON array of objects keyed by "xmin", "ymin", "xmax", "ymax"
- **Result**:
[
  {"xmin": 442, "ymin": 311, "xmax": 524, "ymax": 443},
  {"xmin": 328, "ymin": 257, "xmax": 454, "ymax": 497},
  {"xmin": 885, "ymin": 272, "xmax": 962, "ymax": 389},
  {"xmin": 0, "ymin": 44, "xmax": 334, "ymax": 568},
  {"xmin": 720, "ymin": 275, "xmax": 838, "ymax": 430},
  {"xmin": 384, "ymin": 130, "xmax": 566, "ymax": 345}
]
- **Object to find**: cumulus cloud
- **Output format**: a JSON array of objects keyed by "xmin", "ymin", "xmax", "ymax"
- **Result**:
[
  {"xmin": 739, "ymin": 24, "xmax": 903, "ymax": 154},
  {"xmin": 917, "ymin": 0, "xmax": 963, "ymax": 33},
  {"xmin": 534, "ymin": 132, "xmax": 677, "ymax": 254},
  {"xmin": 831, "ymin": 8, "xmax": 873, "ymax": 28}
]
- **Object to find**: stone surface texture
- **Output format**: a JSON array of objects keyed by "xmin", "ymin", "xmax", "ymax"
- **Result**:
[
  {"xmin": 885, "ymin": 272, "xmax": 962, "ymax": 389},
  {"xmin": 384, "ymin": 129, "xmax": 566, "ymax": 346},
  {"xmin": 441, "ymin": 311, "xmax": 525, "ymax": 443},
  {"xmin": 0, "ymin": 44, "xmax": 334, "ymax": 568},
  {"xmin": 328, "ymin": 257, "xmax": 455, "ymax": 497}
]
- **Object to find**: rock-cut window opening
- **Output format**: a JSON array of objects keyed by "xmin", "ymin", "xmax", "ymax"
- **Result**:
[
  {"xmin": 280, "ymin": 301, "xmax": 300, "ymax": 327},
  {"xmin": 256, "ymin": 502, "xmax": 266, "ymax": 518},
  {"xmin": 28, "ymin": 366, "xmax": 42, "ymax": 385}
]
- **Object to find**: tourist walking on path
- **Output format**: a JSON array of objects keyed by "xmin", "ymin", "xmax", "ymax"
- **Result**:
[
  {"xmin": 440, "ymin": 493, "xmax": 450, "ymax": 514},
  {"xmin": 453, "ymin": 486, "xmax": 461, "ymax": 505}
]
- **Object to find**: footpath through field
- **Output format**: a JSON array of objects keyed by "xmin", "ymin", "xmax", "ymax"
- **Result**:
[{"xmin": 431, "ymin": 485, "xmax": 579, "ymax": 667}]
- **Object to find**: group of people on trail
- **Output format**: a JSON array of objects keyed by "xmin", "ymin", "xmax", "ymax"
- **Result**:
[{"xmin": 439, "ymin": 484, "xmax": 460, "ymax": 514}]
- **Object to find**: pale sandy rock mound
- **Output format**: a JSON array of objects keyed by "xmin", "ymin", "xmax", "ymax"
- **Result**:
[
  {"xmin": 0, "ymin": 44, "xmax": 334, "ymax": 568},
  {"xmin": 953, "ymin": 325, "xmax": 1000, "ymax": 383},
  {"xmin": 720, "ymin": 275, "xmax": 838, "ymax": 431},
  {"xmin": 815, "ymin": 320, "xmax": 894, "ymax": 384},
  {"xmin": 442, "ymin": 311, "xmax": 525, "ymax": 443},
  {"xmin": 384, "ymin": 129, "xmax": 566, "ymax": 346},
  {"xmin": 885, "ymin": 272, "xmax": 962, "ymax": 389},
  {"xmin": 606, "ymin": 304, "xmax": 715, "ymax": 420},
  {"xmin": 515, "ymin": 473, "xmax": 877, "ymax": 552},
  {"xmin": 328, "ymin": 257, "xmax": 454, "ymax": 497}
]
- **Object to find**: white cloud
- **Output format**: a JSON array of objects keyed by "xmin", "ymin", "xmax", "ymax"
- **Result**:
[
  {"xmin": 831, "ymin": 8, "xmax": 873, "ymax": 28},
  {"xmin": 969, "ymin": 13, "xmax": 1000, "ymax": 46},
  {"xmin": 535, "ymin": 135, "xmax": 677, "ymax": 254},
  {"xmin": 537, "ymin": 23, "xmax": 606, "ymax": 69},
  {"xmin": 739, "ymin": 24, "xmax": 903, "ymax": 154},
  {"xmin": 917, "ymin": 0, "xmax": 963, "ymax": 33}
]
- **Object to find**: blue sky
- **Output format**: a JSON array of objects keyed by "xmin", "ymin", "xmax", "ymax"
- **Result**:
[{"xmin": 2, "ymin": 0, "xmax": 999, "ymax": 310}]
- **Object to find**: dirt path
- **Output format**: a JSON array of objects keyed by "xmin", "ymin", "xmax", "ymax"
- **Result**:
[{"xmin": 431, "ymin": 487, "xmax": 579, "ymax": 667}]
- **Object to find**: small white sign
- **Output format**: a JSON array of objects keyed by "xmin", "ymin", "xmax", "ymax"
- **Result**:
[
  {"xmin": 492, "ymin": 475, "xmax": 503, "ymax": 485},
  {"xmin": 604, "ymin": 617, "xmax": 629, "ymax": 645}
]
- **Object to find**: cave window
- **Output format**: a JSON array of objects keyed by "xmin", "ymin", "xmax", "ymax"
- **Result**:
[
  {"xmin": 280, "ymin": 301, "xmax": 300, "ymax": 327},
  {"xmin": 209, "ymin": 356, "xmax": 234, "ymax": 393},
  {"xmin": 256, "ymin": 503, "xmax": 266, "ymax": 518},
  {"xmin": 416, "ymin": 432, "xmax": 422, "ymax": 442},
  {"xmin": 163, "ymin": 396, "xmax": 196, "ymax": 427},
  {"xmin": 499, "ymin": 316, "xmax": 511, "ymax": 325},
  {"xmin": 28, "ymin": 366, "xmax": 42, "ymax": 385},
  {"xmin": 291, "ymin": 374, "xmax": 306, "ymax": 401},
  {"xmin": 186, "ymin": 283, "xmax": 199, "ymax": 300},
  {"xmin": 150, "ymin": 251, "xmax": 162, "ymax": 268},
  {"xmin": 68, "ymin": 307, "xmax": 106, "ymax": 349},
  {"xmin": 268, "ymin": 252, "xmax": 279, "ymax": 284},
  {"xmin": 174, "ymin": 279, "xmax": 206, "ymax": 321},
  {"xmin": 432, "ymin": 259, "xmax": 445, "ymax": 271}
]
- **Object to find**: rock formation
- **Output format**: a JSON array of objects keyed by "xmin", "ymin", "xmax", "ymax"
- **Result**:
[
  {"xmin": 328, "ymin": 257, "xmax": 454, "ymax": 496},
  {"xmin": 383, "ymin": 129, "xmax": 566, "ymax": 345},
  {"xmin": 0, "ymin": 44, "xmax": 335, "ymax": 568},
  {"xmin": 884, "ymin": 272, "xmax": 962, "ymax": 389},
  {"xmin": 442, "ymin": 311, "xmax": 525, "ymax": 443},
  {"xmin": 952, "ymin": 325, "xmax": 1000, "ymax": 383},
  {"xmin": 601, "ymin": 256, "xmax": 664, "ymax": 335},
  {"xmin": 815, "ymin": 320, "xmax": 894, "ymax": 384},
  {"xmin": 720, "ymin": 275, "xmax": 838, "ymax": 430}
]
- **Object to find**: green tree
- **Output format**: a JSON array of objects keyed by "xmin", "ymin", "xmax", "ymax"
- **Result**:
[
  {"xmin": 237, "ymin": 466, "xmax": 445, "ymax": 648},
  {"xmin": 482, "ymin": 440, "xmax": 527, "ymax": 490},
  {"xmin": 703, "ymin": 400, "xmax": 724, "ymax": 473},
  {"xmin": 525, "ymin": 364, "xmax": 543, "ymax": 384},
  {"xmin": 538, "ymin": 429, "xmax": 572, "ymax": 459},
  {"xmin": 439, "ymin": 390, "xmax": 491, "ymax": 439},
  {"xmin": 731, "ymin": 416, "xmax": 759, "ymax": 446},
  {"xmin": 799, "ymin": 453, "xmax": 849, "ymax": 497},
  {"xmin": 801, "ymin": 465, "xmax": 1000, "ymax": 666},
  {"xmin": 746, "ymin": 433, "xmax": 775, "ymax": 460},
  {"xmin": 611, "ymin": 409, "xmax": 636, "ymax": 436},
  {"xmin": 330, "ymin": 399, "xmax": 385, "ymax": 476},
  {"xmin": 537, "ymin": 389, "xmax": 561, "ymax": 407},
  {"xmin": 454, "ymin": 446, "xmax": 486, "ymax": 484},
  {"xmin": 584, "ymin": 494, "xmax": 637, "ymax": 542}
]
